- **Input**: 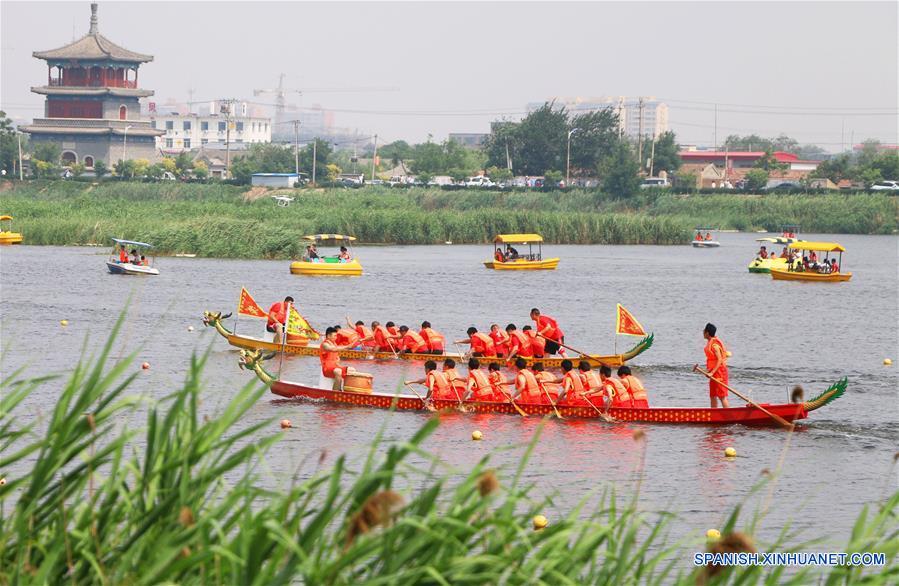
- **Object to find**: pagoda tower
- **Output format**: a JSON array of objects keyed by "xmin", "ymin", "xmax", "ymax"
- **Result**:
[{"xmin": 22, "ymin": 3, "xmax": 163, "ymax": 168}]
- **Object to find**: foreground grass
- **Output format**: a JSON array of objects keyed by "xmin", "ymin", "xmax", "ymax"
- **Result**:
[
  {"xmin": 1, "ymin": 181, "xmax": 896, "ymax": 258},
  {"xmin": 1, "ymin": 320, "xmax": 897, "ymax": 584}
]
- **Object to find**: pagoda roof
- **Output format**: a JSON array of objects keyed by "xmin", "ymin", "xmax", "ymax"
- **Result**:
[
  {"xmin": 33, "ymin": 4, "xmax": 153, "ymax": 64},
  {"xmin": 32, "ymin": 86, "xmax": 154, "ymax": 98}
]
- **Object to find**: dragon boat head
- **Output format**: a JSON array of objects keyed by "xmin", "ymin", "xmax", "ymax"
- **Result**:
[
  {"xmin": 202, "ymin": 310, "xmax": 231, "ymax": 327},
  {"xmin": 238, "ymin": 349, "xmax": 276, "ymax": 385}
]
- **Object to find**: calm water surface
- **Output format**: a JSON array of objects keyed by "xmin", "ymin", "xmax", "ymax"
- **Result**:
[{"xmin": 1, "ymin": 234, "xmax": 897, "ymax": 559}]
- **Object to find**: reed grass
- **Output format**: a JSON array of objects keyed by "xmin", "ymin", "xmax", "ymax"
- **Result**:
[
  {"xmin": 1, "ymin": 320, "xmax": 897, "ymax": 584},
  {"xmin": 2, "ymin": 182, "xmax": 895, "ymax": 258}
]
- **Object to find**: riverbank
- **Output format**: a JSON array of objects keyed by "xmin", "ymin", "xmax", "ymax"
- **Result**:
[{"xmin": 1, "ymin": 181, "xmax": 894, "ymax": 257}]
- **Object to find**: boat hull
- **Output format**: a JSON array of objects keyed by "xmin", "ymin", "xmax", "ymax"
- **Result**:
[
  {"xmin": 692, "ymin": 240, "xmax": 720, "ymax": 248},
  {"xmin": 483, "ymin": 258, "xmax": 560, "ymax": 270},
  {"xmin": 747, "ymin": 257, "xmax": 792, "ymax": 273},
  {"xmin": 770, "ymin": 268, "xmax": 851, "ymax": 282},
  {"xmin": 106, "ymin": 261, "xmax": 159, "ymax": 275},
  {"xmin": 218, "ymin": 330, "xmax": 651, "ymax": 368},
  {"xmin": 268, "ymin": 380, "xmax": 809, "ymax": 426},
  {"xmin": 0, "ymin": 232, "xmax": 23, "ymax": 244},
  {"xmin": 290, "ymin": 258, "xmax": 363, "ymax": 276}
]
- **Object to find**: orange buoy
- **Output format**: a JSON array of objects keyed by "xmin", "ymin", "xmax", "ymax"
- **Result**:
[
  {"xmin": 141, "ymin": 362, "xmax": 150, "ymax": 370},
  {"xmin": 280, "ymin": 419, "xmax": 292, "ymax": 429}
]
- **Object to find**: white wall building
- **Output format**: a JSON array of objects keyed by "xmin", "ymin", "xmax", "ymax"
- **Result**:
[
  {"xmin": 527, "ymin": 96, "xmax": 669, "ymax": 139},
  {"xmin": 152, "ymin": 101, "xmax": 271, "ymax": 153}
]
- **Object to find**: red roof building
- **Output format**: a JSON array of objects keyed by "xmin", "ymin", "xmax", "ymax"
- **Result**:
[{"xmin": 677, "ymin": 150, "xmax": 820, "ymax": 187}]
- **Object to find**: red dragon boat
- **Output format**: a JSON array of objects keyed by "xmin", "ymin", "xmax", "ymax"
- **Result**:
[{"xmin": 238, "ymin": 349, "xmax": 846, "ymax": 427}]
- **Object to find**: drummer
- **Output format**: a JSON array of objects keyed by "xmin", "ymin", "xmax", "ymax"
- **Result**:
[{"xmin": 320, "ymin": 327, "xmax": 357, "ymax": 390}]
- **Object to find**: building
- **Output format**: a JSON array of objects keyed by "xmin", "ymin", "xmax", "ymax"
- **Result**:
[
  {"xmin": 527, "ymin": 97, "xmax": 669, "ymax": 139},
  {"xmin": 152, "ymin": 102, "xmax": 271, "ymax": 154},
  {"xmin": 251, "ymin": 173, "xmax": 302, "ymax": 188},
  {"xmin": 21, "ymin": 3, "xmax": 163, "ymax": 167},
  {"xmin": 677, "ymin": 150, "xmax": 821, "ymax": 186},
  {"xmin": 448, "ymin": 133, "xmax": 489, "ymax": 149}
]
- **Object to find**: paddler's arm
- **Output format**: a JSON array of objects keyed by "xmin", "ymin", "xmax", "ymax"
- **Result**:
[
  {"xmin": 454, "ymin": 338, "xmax": 472, "ymax": 345},
  {"xmin": 404, "ymin": 378, "xmax": 426, "ymax": 386}
]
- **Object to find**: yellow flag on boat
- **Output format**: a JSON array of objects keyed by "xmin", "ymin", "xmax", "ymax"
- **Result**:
[
  {"xmin": 237, "ymin": 287, "xmax": 267, "ymax": 318},
  {"xmin": 616, "ymin": 304, "xmax": 646, "ymax": 337},
  {"xmin": 287, "ymin": 305, "xmax": 320, "ymax": 340}
]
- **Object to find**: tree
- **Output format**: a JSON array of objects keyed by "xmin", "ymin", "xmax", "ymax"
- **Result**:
[
  {"xmin": 192, "ymin": 160, "xmax": 208, "ymax": 180},
  {"xmin": 160, "ymin": 157, "xmax": 177, "ymax": 174},
  {"xmin": 299, "ymin": 139, "xmax": 333, "ymax": 180},
  {"xmin": 131, "ymin": 159, "xmax": 150, "ymax": 179},
  {"xmin": 598, "ymin": 142, "xmax": 640, "ymax": 198},
  {"xmin": 483, "ymin": 121, "xmax": 518, "ymax": 174},
  {"xmin": 0, "ymin": 111, "xmax": 18, "ymax": 177},
  {"xmin": 93, "ymin": 160, "xmax": 109, "ymax": 178},
  {"xmin": 509, "ymin": 103, "xmax": 568, "ymax": 175},
  {"xmin": 648, "ymin": 131, "xmax": 680, "ymax": 175},
  {"xmin": 146, "ymin": 163, "xmax": 165, "ymax": 180},
  {"xmin": 409, "ymin": 139, "xmax": 483, "ymax": 176},
  {"xmin": 811, "ymin": 154, "xmax": 851, "ymax": 183},
  {"xmin": 230, "ymin": 144, "xmax": 295, "ymax": 183},
  {"xmin": 69, "ymin": 162, "xmax": 85, "ymax": 178},
  {"xmin": 795, "ymin": 144, "xmax": 828, "ymax": 160},
  {"xmin": 567, "ymin": 108, "xmax": 620, "ymax": 175},
  {"xmin": 380, "ymin": 140, "xmax": 413, "ymax": 169},
  {"xmin": 869, "ymin": 151, "xmax": 899, "ymax": 180},
  {"xmin": 174, "ymin": 152, "xmax": 194, "ymax": 176},
  {"xmin": 744, "ymin": 169, "xmax": 769, "ymax": 191},
  {"xmin": 724, "ymin": 134, "xmax": 770, "ymax": 152},
  {"xmin": 32, "ymin": 143, "xmax": 61, "ymax": 165},
  {"xmin": 485, "ymin": 165, "xmax": 512, "ymax": 182},
  {"xmin": 753, "ymin": 149, "xmax": 788, "ymax": 174},
  {"xmin": 855, "ymin": 139, "xmax": 881, "ymax": 168},
  {"xmin": 544, "ymin": 170, "xmax": 563, "ymax": 187}
]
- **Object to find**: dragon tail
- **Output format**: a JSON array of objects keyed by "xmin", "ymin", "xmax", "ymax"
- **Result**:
[{"xmin": 802, "ymin": 377, "xmax": 848, "ymax": 412}]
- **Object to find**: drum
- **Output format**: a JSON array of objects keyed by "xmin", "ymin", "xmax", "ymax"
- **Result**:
[
  {"xmin": 343, "ymin": 372, "xmax": 373, "ymax": 393},
  {"xmin": 285, "ymin": 333, "xmax": 310, "ymax": 346}
]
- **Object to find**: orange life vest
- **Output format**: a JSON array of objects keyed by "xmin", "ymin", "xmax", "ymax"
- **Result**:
[
  {"xmin": 580, "ymin": 370, "xmax": 602, "ymax": 391},
  {"xmin": 373, "ymin": 326, "xmax": 393, "ymax": 351},
  {"xmin": 355, "ymin": 324, "xmax": 373, "ymax": 342},
  {"xmin": 470, "ymin": 332, "xmax": 496, "ymax": 356},
  {"xmin": 509, "ymin": 330, "xmax": 532, "ymax": 357},
  {"xmin": 526, "ymin": 331, "xmax": 545, "ymax": 356},
  {"xmin": 119, "ymin": 249, "xmax": 128, "ymax": 263},
  {"xmin": 516, "ymin": 369, "xmax": 542, "ymax": 403},
  {"xmin": 335, "ymin": 328, "xmax": 360, "ymax": 347},
  {"xmin": 468, "ymin": 369, "xmax": 494, "ymax": 400},
  {"xmin": 536, "ymin": 371, "xmax": 560, "ymax": 397},
  {"xmin": 621, "ymin": 374, "xmax": 647, "ymax": 403},
  {"xmin": 420, "ymin": 328, "xmax": 445, "ymax": 352},
  {"xmin": 402, "ymin": 331, "xmax": 428, "ymax": 353},
  {"xmin": 427, "ymin": 370, "xmax": 453, "ymax": 400},
  {"xmin": 604, "ymin": 377, "xmax": 631, "ymax": 408},
  {"xmin": 320, "ymin": 347, "xmax": 341, "ymax": 378},
  {"xmin": 489, "ymin": 330, "xmax": 510, "ymax": 356},
  {"xmin": 489, "ymin": 371, "xmax": 508, "ymax": 400},
  {"xmin": 704, "ymin": 337, "xmax": 728, "ymax": 371},
  {"xmin": 444, "ymin": 367, "xmax": 466, "ymax": 395}
]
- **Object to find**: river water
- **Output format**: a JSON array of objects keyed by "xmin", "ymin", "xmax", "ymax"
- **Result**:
[{"xmin": 1, "ymin": 233, "xmax": 897, "ymax": 560}]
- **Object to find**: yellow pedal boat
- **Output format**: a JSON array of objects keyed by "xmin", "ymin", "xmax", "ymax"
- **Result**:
[
  {"xmin": 290, "ymin": 234, "xmax": 363, "ymax": 276},
  {"xmin": 0, "ymin": 215, "xmax": 23, "ymax": 245},
  {"xmin": 484, "ymin": 233, "xmax": 559, "ymax": 270},
  {"xmin": 770, "ymin": 241, "xmax": 851, "ymax": 282}
]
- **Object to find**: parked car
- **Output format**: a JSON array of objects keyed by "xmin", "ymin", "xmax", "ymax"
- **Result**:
[
  {"xmin": 464, "ymin": 176, "xmax": 496, "ymax": 188},
  {"xmin": 765, "ymin": 181, "xmax": 802, "ymax": 191},
  {"xmin": 639, "ymin": 177, "xmax": 670, "ymax": 189},
  {"xmin": 870, "ymin": 180, "xmax": 899, "ymax": 191}
]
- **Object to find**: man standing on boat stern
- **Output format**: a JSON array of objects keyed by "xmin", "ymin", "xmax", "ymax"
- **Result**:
[
  {"xmin": 320, "ymin": 327, "xmax": 356, "ymax": 390},
  {"xmin": 703, "ymin": 323, "xmax": 731, "ymax": 408},
  {"xmin": 266, "ymin": 296, "xmax": 294, "ymax": 345},
  {"xmin": 530, "ymin": 308, "xmax": 567, "ymax": 357}
]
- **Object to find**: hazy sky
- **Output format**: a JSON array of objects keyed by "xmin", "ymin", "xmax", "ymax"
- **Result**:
[{"xmin": 2, "ymin": 0, "xmax": 897, "ymax": 150}]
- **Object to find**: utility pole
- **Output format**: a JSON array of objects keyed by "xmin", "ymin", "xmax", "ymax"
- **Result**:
[
  {"xmin": 637, "ymin": 97, "xmax": 645, "ymax": 172},
  {"xmin": 17, "ymin": 132, "xmax": 24, "ymax": 180},
  {"xmin": 505, "ymin": 140, "xmax": 512, "ymax": 171},
  {"xmin": 370, "ymin": 134, "xmax": 378, "ymax": 181},
  {"xmin": 648, "ymin": 132, "xmax": 656, "ymax": 177},
  {"xmin": 617, "ymin": 97, "xmax": 624, "ymax": 139},
  {"xmin": 352, "ymin": 141, "xmax": 358, "ymax": 174},
  {"xmin": 312, "ymin": 139, "xmax": 317, "ymax": 185},
  {"xmin": 293, "ymin": 120, "xmax": 300, "ymax": 175},
  {"xmin": 223, "ymin": 100, "xmax": 233, "ymax": 179}
]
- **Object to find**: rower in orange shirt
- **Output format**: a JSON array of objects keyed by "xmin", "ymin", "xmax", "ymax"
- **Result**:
[
  {"xmin": 455, "ymin": 327, "xmax": 497, "ymax": 357},
  {"xmin": 512, "ymin": 358, "xmax": 545, "ymax": 405},
  {"xmin": 557, "ymin": 359, "xmax": 588, "ymax": 406},
  {"xmin": 578, "ymin": 361, "xmax": 604, "ymax": 409},
  {"xmin": 530, "ymin": 308, "xmax": 566, "ymax": 356},
  {"xmin": 532, "ymin": 362, "xmax": 560, "ymax": 404},
  {"xmin": 266, "ymin": 295, "xmax": 294, "ymax": 345},
  {"xmin": 489, "ymin": 323, "xmax": 510, "ymax": 358},
  {"xmin": 703, "ymin": 323, "xmax": 730, "ymax": 408},
  {"xmin": 522, "ymin": 326, "xmax": 546, "ymax": 358},
  {"xmin": 442, "ymin": 358, "xmax": 467, "ymax": 401},
  {"xmin": 320, "ymin": 326, "xmax": 357, "ymax": 389},
  {"xmin": 398, "ymin": 325, "xmax": 428, "ymax": 354},
  {"xmin": 487, "ymin": 363, "xmax": 510, "ymax": 402},
  {"xmin": 419, "ymin": 321, "xmax": 446, "ymax": 355},
  {"xmin": 349, "ymin": 319, "xmax": 375, "ymax": 349},
  {"xmin": 597, "ymin": 365, "xmax": 632, "ymax": 409},
  {"xmin": 333, "ymin": 324, "xmax": 361, "ymax": 348},
  {"xmin": 617, "ymin": 366, "xmax": 649, "ymax": 408},
  {"xmin": 408, "ymin": 360, "xmax": 454, "ymax": 401},
  {"xmin": 465, "ymin": 358, "xmax": 499, "ymax": 402},
  {"xmin": 505, "ymin": 324, "xmax": 533, "ymax": 361},
  {"xmin": 371, "ymin": 321, "xmax": 396, "ymax": 353}
]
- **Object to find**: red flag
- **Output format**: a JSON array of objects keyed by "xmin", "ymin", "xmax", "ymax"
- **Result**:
[
  {"xmin": 616, "ymin": 304, "xmax": 646, "ymax": 336},
  {"xmin": 237, "ymin": 287, "xmax": 267, "ymax": 318}
]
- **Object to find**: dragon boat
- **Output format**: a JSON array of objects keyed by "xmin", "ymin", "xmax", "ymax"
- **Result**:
[
  {"xmin": 203, "ymin": 311, "xmax": 653, "ymax": 368},
  {"xmin": 238, "ymin": 349, "xmax": 847, "ymax": 427}
]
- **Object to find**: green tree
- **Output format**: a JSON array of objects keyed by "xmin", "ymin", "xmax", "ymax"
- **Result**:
[
  {"xmin": 132, "ymin": 159, "xmax": 150, "ymax": 178},
  {"xmin": 146, "ymin": 163, "xmax": 165, "ymax": 180},
  {"xmin": 160, "ymin": 157, "xmax": 178, "ymax": 174},
  {"xmin": 599, "ymin": 142, "xmax": 640, "ymax": 198},
  {"xmin": 33, "ymin": 160, "xmax": 59, "ymax": 179},
  {"xmin": 192, "ymin": 160, "xmax": 208, "ymax": 180},
  {"xmin": 648, "ymin": 131, "xmax": 680, "ymax": 175},
  {"xmin": 299, "ymin": 139, "xmax": 333, "ymax": 181},
  {"xmin": 753, "ymin": 149, "xmax": 788, "ymax": 173},
  {"xmin": 69, "ymin": 162, "xmax": 85, "ymax": 178},
  {"xmin": 811, "ymin": 154, "xmax": 851, "ymax": 183},
  {"xmin": 230, "ymin": 144, "xmax": 295, "ymax": 183},
  {"xmin": 744, "ymin": 168, "xmax": 769, "ymax": 191},
  {"xmin": 568, "ymin": 108, "xmax": 620, "ymax": 176},
  {"xmin": 93, "ymin": 160, "xmax": 109, "ymax": 178},
  {"xmin": 380, "ymin": 140, "xmax": 413, "ymax": 168},
  {"xmin": 32, "ymin": 143, "xmax": 61, "ymax": 165},
  {"xmin": 869, "ymin": 151, "xmax": 899, "ymax": 180},
  {"xmin": 485, "ymin": 165, "xmax": 512, "ymax": 182},
  {"xmin": 724, "ymin": 134, "xmax": 771, "ymax": 152},
  {"xmin": 174, "ymin": 152, "xmax": 194, "ymax": 176},
  {"xmin": 483, "ymin": 121, "xmax": 517, "ymax": 174},
  {"xmin": 855, "ymin": 139, "xmax": 881, "ymax": 168},
  {"xmin": 544, "ymin": 170, "xmax": 563, "ymax": 186},
  {"xmin": 0, "ymin": 111, "xmax": 18, "ymax": 177},
  {"xmin": 511, "ymin": 103, "xmax": 568, "ymax": 175}
]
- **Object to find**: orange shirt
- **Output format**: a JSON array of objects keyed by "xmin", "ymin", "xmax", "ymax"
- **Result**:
[
  {"xmin": 533, "ymin": 315, "xmax": 563, "ymax": 341},
  {"xmin": 427, "ymin": 370, "xmax": 453, "ymax": 400},
  {"xmin": 320, "ymin": 347, "xmax": 340, "ymax": 378},
  {"xmin": 490, "ymin": 329, "xmax": 510, "ymax": 356},
  {"xmin": 335, "ymin": 328, "xmax": 360, "ymax": 347},
  {"xmin": 621, "ymin": 374, "xmax": 647, "ymax": 403},
  {"xmin": 604, "ymin": 378, "xmax": 631, "ymax": 408},
  {"xmin": 704, "ymin": 337, "xmax": 728, "ymax": 371},
  {"xmin": 516, "ymin": 369, "xmax": 542, "ymax": 403},
  {"xmin": 468, "ymin": 369, "xmax": 494, "ymax": 400},
  {"xmin": 526, "ymin": 331, "xmax": 546, "ymax": 356},
  {"xmin": 420, "ymin": 328, "xmax": 445, "ymax": 352},
  {"xmin": 267, "ymin": 302, "xmax": 288, "ymax": 328},
  {"xmin": 489, "ymin": 371, "xmax": 508, "ymax": 400},
  {"xmin": 402, "ymin": 331, "xmax": 428, "ymax": 353},
  {"xmin": 470, "ymin": 332, "xmax": 497, "ymax": 357},
  {"xmin": 508, "ymin": 330, "xmax": 532, "ymax": 357}
]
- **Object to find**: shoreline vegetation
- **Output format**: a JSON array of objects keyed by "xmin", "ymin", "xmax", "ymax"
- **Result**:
[
  {"xmin": 1, "ymin": 322, "xmax": 897, "ymax": 583},
  {"xmin": 1, "ymin": 181, "xmax": 896, "ymax": 258}
]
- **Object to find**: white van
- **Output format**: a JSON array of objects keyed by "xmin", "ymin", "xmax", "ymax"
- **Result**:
[
  {"xmin": 464, "ymin": 176, "xmax": 496, "ymax": 188},
  {"xmin": 639, "ymin": 177, "xmax": 670, "ymax": 189}
]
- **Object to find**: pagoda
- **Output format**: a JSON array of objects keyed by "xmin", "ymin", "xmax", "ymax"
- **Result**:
[{"xmin": 22, "ymin": 3, "xmax": 163, "ymax": 168}]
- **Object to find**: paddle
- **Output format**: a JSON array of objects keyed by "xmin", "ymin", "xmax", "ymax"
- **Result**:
[
  {"xmin": 536, "ymin": 334, "xmax": 604, "ymax": 365},
  {"xmin": 447, "ymin": 376, "xmax": 471, "ymax": 413},
  {"xmin": 403, "ymin": 382, "xmax": 436, "ymax": 412},
  {"xmin": 385, "ymin": 336, "xmax": 400, "ymax": 359},
  {"xmin": 582, "ymin": 391, "xmax": 615, "ymax": 423},
  {"xmin": 537, "ymin": 380, "xmax": 564, "ymax": 419},
  {"xmin": 692, "ymin": 365, "xmax": 793, "ymax": 429},
  {"xmin": 493, "ymin": 382, "xmax": 529, "ymax": 418}
]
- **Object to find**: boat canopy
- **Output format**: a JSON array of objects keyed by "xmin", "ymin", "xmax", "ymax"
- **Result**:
[
  {"xmin": 755, "ymin": 237, "xmax": 780, "ymax": 243},
  {"xmin": 303, "ymin": 234, "xmax": 357, "ymax": 242},
  {"xmin": 494, "ymin": 233, "xmax": 543, "ymax": 244},
  {"xmin": 111, "ymin": 237, "xmax": 153, "ymax": 248},
  {"xmin": 0, "ymin": 215, "xmax": 13, "ymax": 221},
  {"xmin": 787, "ymin": 241, "xmax": 845, "ymax": 252}
]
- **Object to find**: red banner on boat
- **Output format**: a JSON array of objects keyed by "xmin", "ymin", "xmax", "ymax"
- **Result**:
[
  {"xmin": 237, "ymin": 287, "xmax": 267, "ymax": 318},
  {"xmin": 616, "ymin": 304, "xmax": 646, "ymax": 337}
]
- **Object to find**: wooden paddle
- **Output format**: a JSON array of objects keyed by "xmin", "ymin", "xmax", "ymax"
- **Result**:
[
  {"xmin": 536, "ymin": 334, "xmax": 605, "ymax": 366},
  {"xmin": 448, "ymin": 378, "xmax": 471, "ymax": 413},
  {"xmin": 537, "ymin": 380, "xmax": 564, "ymax": 419},
  {"xmin": 403, "ymin": 382, "xmax": 436, "ymax": 412},
  {"xmin": 582, "ymin": 392, "xmax": 615, "ymax": 423},
  {"xmin": 692, "ymin": 365, "xmax": 793, "ymax": 429},
  {"xmin": 494, "ymin": 383, "xmax": 529, "ymax": 418}
]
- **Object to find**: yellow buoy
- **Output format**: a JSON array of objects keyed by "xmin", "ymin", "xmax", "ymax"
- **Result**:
[
  {"xmin": 884, "ymin": 358, "xmax": 892, "ymax": 366},
  {"xmin": 471, "ymin": 430, "xmax": 483, "ymax": 441},
  {"xmin": 706, "ymin": 529, "xmax": 721, "ymax": 540},
  {"xmin": 0, "ymin": 477, "xmax": 6, "ymax": 486},
  {"xmin": 726, "ymin": 351, "xmax": 732, "ymax": 357},
  {"xmin": 533, "ymin": 515, "xmax": 548, "ymax": 530},
  {"xmin": 724, "ymin": 447, "xmax": 737, "ymax": 458},
  {"xmin": 60, "ymin": 319, "xmax": 69, "ymax": 327},
  {"xmin": 280, "ymin": 419, "xmax": 292, "ymax": 429}
]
